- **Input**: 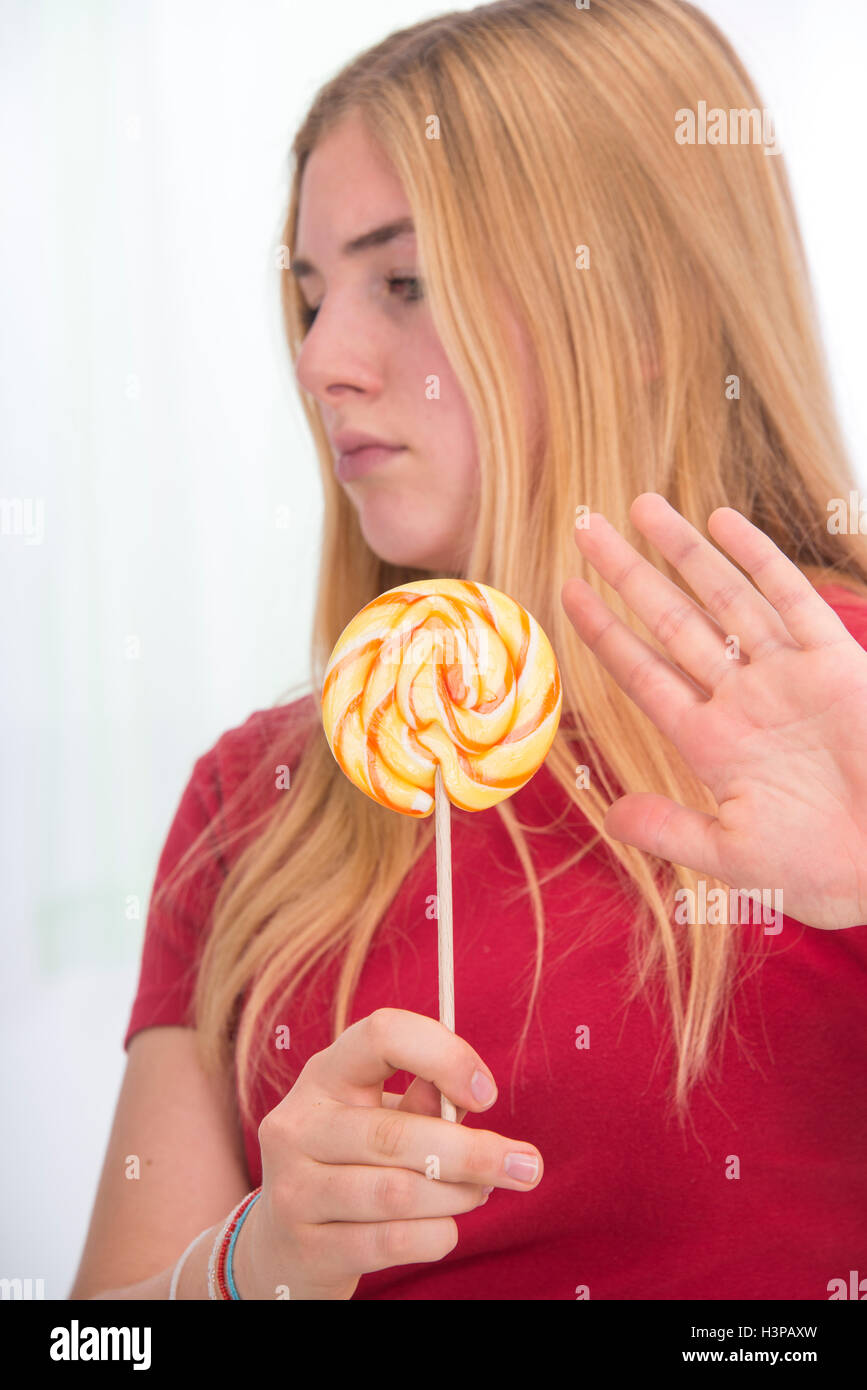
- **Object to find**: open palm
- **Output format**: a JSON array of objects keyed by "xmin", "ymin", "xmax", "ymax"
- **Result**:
[{"xmin": 561, "ymin": 493, "xmax": 867, "ymax": 930}]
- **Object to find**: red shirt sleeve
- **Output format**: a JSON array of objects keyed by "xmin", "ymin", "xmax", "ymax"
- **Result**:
[{"xmin": 123, "ymin": 696, "xmax": 318, "ymax": 1051}]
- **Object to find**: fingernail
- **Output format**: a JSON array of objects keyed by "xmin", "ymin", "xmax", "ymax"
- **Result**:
[
  {"xmin": 471, "ymin": 1069, "xmax": 496, "ymax": 1104},
  {"xmin": 504, "ymin": 1153, "xmax": 539, "ymax": 1183},
  {"xmin": 482, "ymin": 1185, "xmax": 494, "ymax": 1196}
]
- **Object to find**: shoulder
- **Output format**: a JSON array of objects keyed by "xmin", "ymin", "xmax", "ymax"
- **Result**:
[{"xmin": 188, "ymin": 692, "xmax": 320, "ymax": 821}]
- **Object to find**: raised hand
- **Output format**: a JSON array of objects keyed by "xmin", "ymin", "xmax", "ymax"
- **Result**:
[{"xmin": 561, "ymin": 493, "xmax": 867, "ymax": 930}]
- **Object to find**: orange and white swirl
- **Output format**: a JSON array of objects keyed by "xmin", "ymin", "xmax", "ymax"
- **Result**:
[{"xmin": 321, "ymin": 579, "xmax": 562, "ymax": 816}]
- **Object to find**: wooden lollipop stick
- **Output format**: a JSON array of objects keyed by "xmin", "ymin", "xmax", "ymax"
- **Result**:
[{"xmin": 434, "ymin": 765, "xmax": 457, "ymax": 1122}]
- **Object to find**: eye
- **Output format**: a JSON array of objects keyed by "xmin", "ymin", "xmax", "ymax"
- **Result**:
[
  {"xmin": 300, "ymin": 275, "xmax": 424, "ymax": 332},
  {"xmin": 388, "ymin": 275, "xmax": 424, "ymax": 303}
]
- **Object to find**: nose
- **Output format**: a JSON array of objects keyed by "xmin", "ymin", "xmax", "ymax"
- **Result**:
[{"xmin": 294, "ymin": 298, "xmax": 386, "ymax": 409}]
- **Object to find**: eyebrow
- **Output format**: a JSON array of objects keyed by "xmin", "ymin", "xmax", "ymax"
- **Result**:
[{"xmin": 289, "ymin": 217, "xmax": 416, "ymax": 280}]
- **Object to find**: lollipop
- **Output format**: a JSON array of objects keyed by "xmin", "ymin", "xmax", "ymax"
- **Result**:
[{"xmin": 322, "ymin": 579, "xmax": 562, "ymax": 1118}]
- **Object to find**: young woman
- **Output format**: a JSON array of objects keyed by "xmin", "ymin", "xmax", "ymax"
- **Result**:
[{"xmin": 71, "ymin": 0, "xmax": 867, "ymax": 1301}]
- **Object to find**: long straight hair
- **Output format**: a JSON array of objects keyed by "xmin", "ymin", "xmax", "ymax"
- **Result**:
[{"xmin": 154, "ymin": 0, "xmax": 867, "ymax": 1131}]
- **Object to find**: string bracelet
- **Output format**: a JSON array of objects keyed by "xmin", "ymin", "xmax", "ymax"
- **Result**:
[{"xmin": 169, "ymin": 1226, "xmax": 209, "ymax": 1301}]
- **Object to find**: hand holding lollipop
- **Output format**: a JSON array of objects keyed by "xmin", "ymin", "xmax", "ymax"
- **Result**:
[{"xmin": 321, "ymin": 579, "xmax": 562, "ymax": 1120}]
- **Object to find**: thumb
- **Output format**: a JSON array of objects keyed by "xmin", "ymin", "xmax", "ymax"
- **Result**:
[{"xmin": 604, "ymin": 792, "xmax": 721, "ymax": 877}]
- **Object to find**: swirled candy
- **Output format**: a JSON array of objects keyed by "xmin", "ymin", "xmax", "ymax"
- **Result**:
[{"xmin": 321, "ymin": 579, "xmax": 562, "ymax": 816}]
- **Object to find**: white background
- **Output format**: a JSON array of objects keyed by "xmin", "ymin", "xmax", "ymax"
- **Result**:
[{"xmin": 1, "ymin": 0, "xmax": 864, "ymax": 1297}]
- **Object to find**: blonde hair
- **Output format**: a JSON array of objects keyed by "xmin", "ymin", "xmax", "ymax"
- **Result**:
[{"xmin": 154, "ymin": 0, "xmax": 867, "ymax": 1133}]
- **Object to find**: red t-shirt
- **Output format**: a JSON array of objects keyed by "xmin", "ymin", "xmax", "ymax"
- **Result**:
[{"xmin": 124, "ymin": 584, "xmax": 867, "ymax": 1300}]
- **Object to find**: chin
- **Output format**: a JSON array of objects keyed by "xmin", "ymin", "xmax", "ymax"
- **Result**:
[
  {"xmin": 357, "ymin": 512, "xmax": 458, "ymax": 572},
  {"xmin": 370, "ymin": 542, "xmax": 448, "ymax": 570},
  {"xmin": 364, "ymin": 534, "xmax": 458, "ymax": 573}
]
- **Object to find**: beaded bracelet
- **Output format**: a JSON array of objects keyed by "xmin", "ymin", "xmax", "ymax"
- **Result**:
[
  {"xmin": 208, "ymin": 1192, "xmax": 257, "ymax": 1300},
  {"xmin": 225, "ymin": 1189, "xmax": 262, "ymax": 1299},
  {"xmin": 208, "ymin": 1188, "xmax": 263, "ymax": 1300}
]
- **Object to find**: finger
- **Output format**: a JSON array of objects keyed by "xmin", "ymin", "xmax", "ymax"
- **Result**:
[
  {"xmin": 307, "ymin": 1008, "xmax": 497, "ymax": 1116},
  {"xmin": 562, "ymin": 573, "xmax": 705, "ymax": 746},
  {"xmin": 628, "ymin": 493, "xmax": 795, "ymax": 664},
  {"xmin": 704, "ymin": 503, "xmax": 853, "ymax": 650},
  {"xmin": 292, "ymin": 1162, "xmax": 488, "ymax": 1223},
  {"xmin": 392, "ymin": 1077, "xmax": 468, "ymax": 1123},
  {"xmin": 572, "ymin": 509, "xmax": 739, "ymax": 691},
  {"xmin": 604, "ymin": 791, "xmax": 724, "ymax": 879},
  {"xmin": 308, "ymin": 1103, "xmax": 544, "ymax": 1193},
  {"xmin": 381, "ymin": 1080, "xmax": 469, "ymax": 1123},
  {"xmin": 302, "ymin": 1215, "xmax": 461, "ymax": 1281}
]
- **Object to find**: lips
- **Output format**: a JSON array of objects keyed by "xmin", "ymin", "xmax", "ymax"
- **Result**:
[
  {"xmin": 331, "ymin": 428, "xmax": 406, "ymax": 482},
  {"xmin": 333, "ymin": 428, "xmax": 403, "ymax": 455},
  {"xmin": 335, "ymin": 442, "xmax": 406, "ymax": 483}
]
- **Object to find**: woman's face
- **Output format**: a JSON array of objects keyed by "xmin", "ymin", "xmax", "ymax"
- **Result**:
[{"xmin": 292, "ymin": 112, "xmax": 481, "ymax": 572}]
